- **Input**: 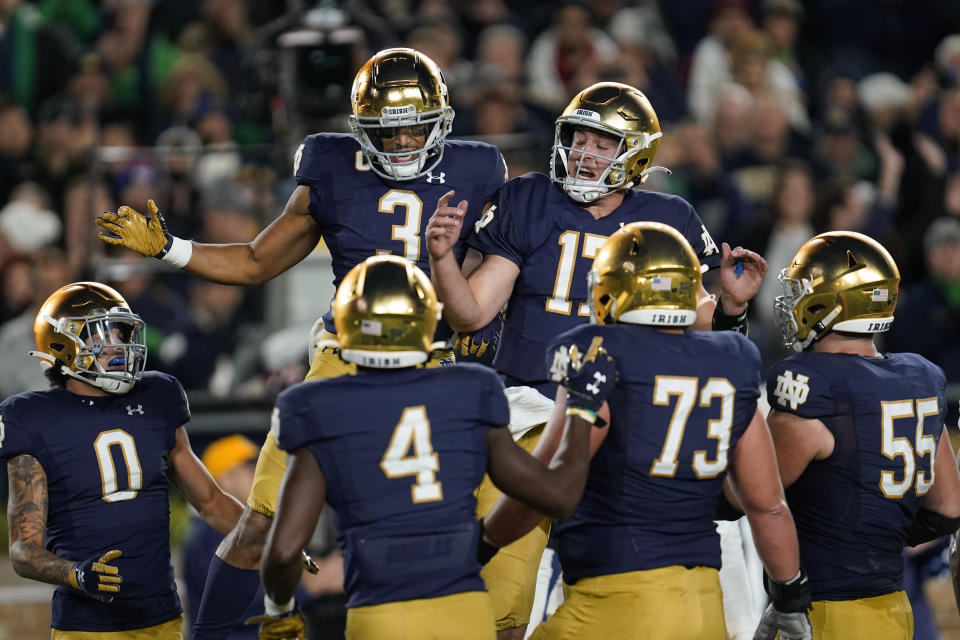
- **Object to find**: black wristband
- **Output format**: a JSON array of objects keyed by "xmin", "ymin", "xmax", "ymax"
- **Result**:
[
  {"xmin": 712, "ymin": 302, "xmax": 749, "ymax": 335},
  {"xmin": 904, "ymin": 507, "xmax": 960, "ymax": 546},
  {"xmin": 478, "ymin": 536, "xmax": 499, "ymax": 565},
  {"xmin": 763, "ymin": 568, "xmax": 811, "ymax": 613}
]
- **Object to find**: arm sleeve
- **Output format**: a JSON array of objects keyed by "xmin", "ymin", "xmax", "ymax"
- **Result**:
[
  {"xmin": 294, "ymin": 135, "xmax": 333, "ymax": 221},
  {"xmin": 480, "ymin": 150, "xmax": 509, "ymax": 203},
  {"xmin": 0, "ymin": 400, "xmax": 32, "ymax": 462},
  {"xmin": 274, "ymin": 387, "xmax": 315, "ymax": 452},
  {"xmin": 765, "ymin": 357, "xmax": 836, "ymax": 418},
  {"xmin": 466, "ymin": 183, "xmax": 526, "ymax": 267},
  {"xmin": 478, "ymin": 370, "xmax": 511, "ymax": 427},
  {"xmin": 677, "ymin": 197, "xmax": 721, "ymax": 271}
]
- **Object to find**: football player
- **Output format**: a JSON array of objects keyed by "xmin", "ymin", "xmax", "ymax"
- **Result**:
[
  {"xmin": 1, "ymin": 282, "xmax": 245, "ymax": 638},
  {"xmin": 761, "ymin": 231, "xmax": 960, "ymax": 639},
  {"xmin": 95, "ymin": 48, "xmax": 508, "ymax": 639},
  {"xmin": 259, "ymin": 255, "xmax": 595, "ymax": 639},
  {"xmin": 426, "ymin": 81, "xmax": 767, "ymax": 638},
  {"xmin": 478, "ymin": 222, "xmax": 809, "ymax": 639}
]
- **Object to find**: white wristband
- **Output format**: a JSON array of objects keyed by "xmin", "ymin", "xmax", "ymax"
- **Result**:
[
  {"xmin": 264, "ymin": 594, "xmax": 295, "ymax": 616},
  {"xmin": 160, "ymin": 236, "xmax": 193, "ymax": 269}
]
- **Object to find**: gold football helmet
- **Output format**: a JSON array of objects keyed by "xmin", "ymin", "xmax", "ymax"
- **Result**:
[
  {"xmin": 550, "ymin": 82, "xmax": 665, "ymax": 203},
  {"xmin": 32, "ymin": 282, "xmax": 146, "ymax": 394},
  {"xmin": 775, "ymin": 231, "xmax": 899, "ymax": 352},
  {"xmin": 349, "ymin": 47, "xmax": 454, "ymax": 180},
  {"xmin": 589, "ymin": 222, "xmax": 701, "ymax": 326},
  {"xmin": 332, "ymin": 255, "xmax": 442, "ymax": 368}
]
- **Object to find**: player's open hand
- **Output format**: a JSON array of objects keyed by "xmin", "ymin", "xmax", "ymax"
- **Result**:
[
  {"xmin": 96, "ymin": 200, "xmax": 172, "ymax": 258},
  {"xmin": 426, "ymin": 190, "xmax": 467, "ymax": 261},
  {"xmin": 70, "ymin": 549, "xmax": 123, "ymax": 602},
  {"xmin": 719, "ymin": 242, "xmax": 767, "ymax": 315}
]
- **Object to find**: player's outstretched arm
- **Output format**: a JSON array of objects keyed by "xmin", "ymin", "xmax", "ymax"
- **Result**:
[
  {"xmin": 485, "ymin": 343, "xmax": 616, "ymax": 542},
  {"xmin": 167, "ymin": 427, "xmax": 244, "ymax": 535},
  {"xmin": 729, "ymin": 409, "xmax": 802, "ymax": 583},
  {"xmin": 729, "ymin": 410, "xmax": 811, "ymax": 640},
  {"xmin": 485, "ymin": 414, "xmax": 592, "ymax": 523},
  {"xmin": 261, "ymin": 448, "xmax": 325, "ymax": 611},
  {"xmin": 7, "ymin": 455, "xmax": 124, "ymax": 601},
  {"xmin": 426, "ymin": 191, "xmax": 518, "ymax": 331},
  {"xmin": 96, "ymin": 186, "xmax": 321, "ymax": 285},
  {"xmin": 483, "ymin": 386, "xmax": 609, "ymax": 548}
]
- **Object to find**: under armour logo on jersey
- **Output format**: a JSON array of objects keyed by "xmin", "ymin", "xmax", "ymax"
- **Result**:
[
  {"xmin": 426, "ymin": 171, "xmax": 446, "ymax": 184},
  {"xmin": 586, "ymin": 371, "xmax": 607, "ymax": 396},
  {"xmin": 126, "ymin": 404, "xmax": 144, "ymax": 416},
  {"xmin": 773, "ymin": 371, "xmax": 810, "ymax": 410}
]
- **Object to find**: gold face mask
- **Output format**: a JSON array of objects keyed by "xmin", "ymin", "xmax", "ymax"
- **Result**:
[
  {"xmin": 589, "ymin": 222, "xmax": 702, "ymax": 327},
  {"xmin": 775, "ymin": 231, "xmax": 899, "ymax": 351}
]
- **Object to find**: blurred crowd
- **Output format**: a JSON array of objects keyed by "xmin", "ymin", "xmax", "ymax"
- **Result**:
[{"xmin": 3, "ymin": 0, "xmax": 960, "ymax": 400}]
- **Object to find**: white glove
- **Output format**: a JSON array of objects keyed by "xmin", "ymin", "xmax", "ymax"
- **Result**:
[{"xmin": 753, "ymin": 603, "xmax": 812, "ymax": 640}]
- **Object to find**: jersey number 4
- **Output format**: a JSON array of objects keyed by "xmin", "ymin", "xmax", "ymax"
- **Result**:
[
  {"xmin": 380, "ymin": 406, "xmax": 443, "ymax": 503},
  {"xmin": 880, "ymin": 398, "xmax": 938, "ymax": 498}
]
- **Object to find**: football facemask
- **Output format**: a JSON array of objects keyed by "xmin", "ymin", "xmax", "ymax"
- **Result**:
[
  {"xmin": 775, "ymin": 231, "xmax": 899, "ymax": 352},
  {"xmin": 32, "ymin": 282, "xmax": 147, "ymax": 394},
  {"xmin": 349, "ymin": 48, "xmax": 454, "ymax": 181},
  {"xmin": 550, "ymin": 82, "xmax": 668, "ymax": 203}
]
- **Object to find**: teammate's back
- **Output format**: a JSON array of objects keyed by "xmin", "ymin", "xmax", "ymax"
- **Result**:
[
  {"xmin": 768, "ymin": 350, "xmax": 946, "ymax": 599},
  {"xmin": 551, "ymin": 324, "xmax": 762, "ymax": 581},
  {"xmin": 275, "ymin": 363, "xmax": 507, "ymax": 607}
]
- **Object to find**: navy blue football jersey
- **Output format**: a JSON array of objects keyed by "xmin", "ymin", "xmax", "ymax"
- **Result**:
[
  {"xmin": 274, "ymin": 364, "xmax": 510, "ymax": 608},
  {"xmin": 294, "ymin": 133, "xmax": 507, "ymax": 338},
  {"xmin": 0, "ymin": 372, "xmax": 189, "ymax": 631},
  {"xmin": 545, "ymin": 324, "xmax": 761, "ymax": 583},
  {"xmin": 766, "ymin": 352, "xmax": 947, "ymax": 601},
  {"xmin": 469, "ymin": 173, "xmax": 721, "ymax": 393}
]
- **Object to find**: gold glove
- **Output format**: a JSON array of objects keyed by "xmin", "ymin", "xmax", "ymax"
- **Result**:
[
  {"xmin": 245, "ymin": 609, "xmax": 307, "ymax": 640},
  {"xmin": 96, "ymin": 200, "xmax": 171, "ymax": 258}
]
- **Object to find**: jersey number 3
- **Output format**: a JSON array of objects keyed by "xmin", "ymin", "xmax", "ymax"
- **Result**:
[{"xmin": 380, "ymin": 406, "xmax": 443, "ymax": 503}]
